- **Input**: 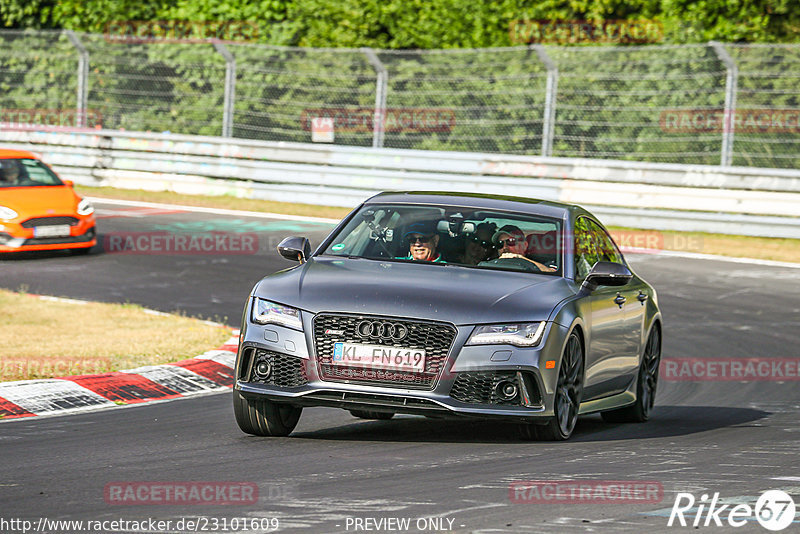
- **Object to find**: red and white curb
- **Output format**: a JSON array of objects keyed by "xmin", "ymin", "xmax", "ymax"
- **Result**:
[{"xmin": 0, "ymin": 335, "xmax": 240, "ymax": 420}]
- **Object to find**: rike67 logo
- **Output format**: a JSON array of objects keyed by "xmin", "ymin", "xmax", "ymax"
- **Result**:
[{"xmin": 668, "ymin": 490, "xmax": 796, "ymax": 531}]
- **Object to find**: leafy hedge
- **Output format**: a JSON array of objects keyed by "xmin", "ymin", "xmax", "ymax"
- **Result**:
[{"xmin": 3, "ymin": 0, "xmax": 799, "ymax": 47}]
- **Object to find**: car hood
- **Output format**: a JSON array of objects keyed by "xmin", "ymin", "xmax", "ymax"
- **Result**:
[
  {"xmin": 0, "ymin": 186, "xmax": 78, "ymax": 217},
  {"xmin": 253, "ymin": 257, "xmax": 576, "ymax": 325}
]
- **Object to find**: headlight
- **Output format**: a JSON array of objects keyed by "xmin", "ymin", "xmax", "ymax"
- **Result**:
[
  {"xmin": 467, "ymin": 322, "xmax": 546, "ymax": 347},
  {"xmin": 77, "ymin": 198, "xmax": 94, "ymax": 216},
  {"xmin": 0, "ymin": 206, "xmax": 18, "ymax": 220},
  {"xmin": 252, "ymin": 298, "xmax": 302, "ymax": 330}
]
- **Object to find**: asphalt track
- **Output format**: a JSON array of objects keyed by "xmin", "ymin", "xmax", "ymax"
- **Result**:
[{"xmin": 1, "ymin": 200, "xmax": 799, "ymax": 533}]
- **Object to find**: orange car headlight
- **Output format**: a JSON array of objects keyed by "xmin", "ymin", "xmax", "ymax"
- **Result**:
[
  {"xmin": 0, "ymin": 206, "xmax": 18, "ymax": 221},
  {"xmin": 77, "ymin": 198, "xmax": 94, "ymax": 216}
]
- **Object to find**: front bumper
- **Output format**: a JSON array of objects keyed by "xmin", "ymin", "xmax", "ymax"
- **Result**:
[
  {"xmin": 234, "ymin": 308, "xmax": 569, "ymax": 422},
  {"xmin": 0, "ymin": 217, "xmax": 96, "ymax": 252}
]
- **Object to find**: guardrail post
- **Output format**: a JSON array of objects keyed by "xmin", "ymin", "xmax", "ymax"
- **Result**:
[
  {"xmin": 213, "ymin": 42, "xmax": 236, "ymax": 138},
  {"xmin": 64, "ymin": 30, "xmax": 89, "ymax": 128},
  {"xmin": 710, "ymin": 41, "xmax": 738, "ymax": 167},
  {"xmin": 362, "ymin": 48, "xmax": 388, "ymax": 148},
  {"xmin": 532, "ymin": 45, "xmax": 558, "ymax": 158}
]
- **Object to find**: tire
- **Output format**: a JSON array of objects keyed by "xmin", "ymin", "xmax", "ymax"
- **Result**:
[
  {"xmin": 349, "ymin": 409, "xmax": 394, "ymax": 420},
  {"xmin": 520, "ymin": 331, "xmax": 584, "ymax": 441},
  {"xmin": 601, "ymin": 326, "xmax": 661, "ymax": 423},
  {"xmin": 233, "ymin": 389, "xmax": 302, "ymax": 436},
  {"xmin": 69, "ymin": 247, "xmax": 92, "ymax": 256}
]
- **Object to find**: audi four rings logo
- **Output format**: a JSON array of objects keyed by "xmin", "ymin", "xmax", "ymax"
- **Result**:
[{"xmin": 356, "ymin": 320, "xmax": 408, "ymax": 341}]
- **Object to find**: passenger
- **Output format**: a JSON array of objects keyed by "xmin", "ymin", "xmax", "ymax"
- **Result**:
[
  {"xmin": 398, "ymin": 221, "xmax": 444, "ymax": 262},
  {"xmin": 491, "ymin": 225, "xmax": 556, "ymax": 272},
  {"xmin": 459, "ymin": 222, "xmax": 496, "ymax": 265}
]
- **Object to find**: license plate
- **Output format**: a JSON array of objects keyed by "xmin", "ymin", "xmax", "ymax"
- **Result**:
[
  {"xmin": 34, "ymin": 225, "xmax": 71, "ymax": 237},
  {"xmin": 332, "ymin": 342, "xmax": 426, "ymax": 373}
]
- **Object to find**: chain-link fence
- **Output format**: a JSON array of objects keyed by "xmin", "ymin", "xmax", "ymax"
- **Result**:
[{"xmin": 1, "ymin": 29, "xmax": 799, "ymax": 169}]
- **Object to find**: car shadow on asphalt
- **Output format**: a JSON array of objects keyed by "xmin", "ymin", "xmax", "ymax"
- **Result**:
[
  {"xmin": 289, "ymin": 405, "xmax": 770, "ymax": 443},
  {"xmin": 0, "ymin": 248, "xmax": 97, "ymax": 261}
]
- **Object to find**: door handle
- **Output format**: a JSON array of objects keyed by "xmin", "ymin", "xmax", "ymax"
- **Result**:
[
  {"xmin": 614, "ymin": 294, "xmax": 626, "ymax": 307},
  {"xmin": 637, "ymin": 291, "xmax": 648, "ymax": 304}
]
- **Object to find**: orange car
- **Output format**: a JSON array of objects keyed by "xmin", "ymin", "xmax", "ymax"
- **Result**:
[{"xmin": 0, "ymin": 149, "xmax": 96, "ymax": 254}]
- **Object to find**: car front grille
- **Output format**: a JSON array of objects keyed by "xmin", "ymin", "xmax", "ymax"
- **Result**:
[
  {"xmin": 450, "ymin": 371, "xmax": 538, "ymax": 406},
  {"xmin": 313, "ymin": 313, "xmax": 457, "ymax": 390},
  {"xmin": 244, "ymin": 348, "xmax": 308, "ymax": 388},
  {"xmin": 21, "ymin": 216, "xmax": 80, "ymax": 228}
]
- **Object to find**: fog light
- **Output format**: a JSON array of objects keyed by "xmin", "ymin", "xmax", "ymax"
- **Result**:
[
  {"xmin": 496, "ymin": 380, "xmax": 518, "ymax": 400},
  {"xmin": 254, "ymin": 360, "xmax": 272, "ymax": 380}
]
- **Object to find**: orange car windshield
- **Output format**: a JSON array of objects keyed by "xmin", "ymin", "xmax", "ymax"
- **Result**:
[{"xmin": 0, "ymin": 158, "xmax": 63, "ymax": 188}]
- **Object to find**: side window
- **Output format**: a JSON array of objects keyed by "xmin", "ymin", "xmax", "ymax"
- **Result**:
[
  {"xmin": 574, "ymin": 217, "xmax": 599, "ymax": 282},
  {"xmin": 20, "ymin": 159, "xmax": 60, "ymax": 185},
  {"xmin": 587, "ymin": 219, "xmax": 624, "ymax": 264}
]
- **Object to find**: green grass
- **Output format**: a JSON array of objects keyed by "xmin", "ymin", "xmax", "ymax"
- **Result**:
[{"xmin": 0, "ymin": 289, "xmax": 231, "ymax": 382}]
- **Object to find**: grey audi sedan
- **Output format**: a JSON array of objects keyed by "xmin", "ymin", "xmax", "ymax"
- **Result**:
[{"xmin": 233, "ymin": 192, "xmax": 662, "ymax": 440}]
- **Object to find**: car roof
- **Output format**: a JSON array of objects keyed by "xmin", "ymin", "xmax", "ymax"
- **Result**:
[
  {"xmin": 365, "ymin": 191, "xmax": 584, "ymax": 220},
  {"xmin": 0, "ymin": 149, "xmax": 38, "ymax": 159}
]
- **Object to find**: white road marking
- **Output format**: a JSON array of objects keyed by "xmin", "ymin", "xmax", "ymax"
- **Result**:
[{"xmin": 89, "ymin": 197, "xmax": 340, "ymax": 224}]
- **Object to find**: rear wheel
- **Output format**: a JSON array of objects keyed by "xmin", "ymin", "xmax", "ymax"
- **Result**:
[
  {"xmin": 520, "ymin": 331, "xmax": 584, "ymax": 441},
  {"xmin": 349, "ymin": 409, "xmax": 394, "ymax": 420},
  {"xmin": 602, "ymin": 326, "xmax": 661, "ymax": 423},
  {"xmin": 233, "ymin": 389, "xmax": 302, "ymax": 436}
]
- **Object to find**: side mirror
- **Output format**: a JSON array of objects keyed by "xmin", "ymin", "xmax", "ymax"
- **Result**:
[
  {"xmin": 583, "ymin": 261, "xmax": 632, "ymax": 289},
  {"xmin": 63, "ymin": 180, "xmax": 74, "ymax": 187},
  {"xmin": 277, "ymin": 236, "xmax": 311, "ymax": 263}
]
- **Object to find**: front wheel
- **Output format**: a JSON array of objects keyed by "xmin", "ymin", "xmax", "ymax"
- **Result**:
[
  {"xmin": 602, "ymin": 326, "xmax": 661, "ymax": 423},
  {"xmin": 520, "ymin": 331, "xmax": 584, "ymax": 441},
  {"xmin": 233, "ymin": 389, "xmax": 302, "ymax": 436}
]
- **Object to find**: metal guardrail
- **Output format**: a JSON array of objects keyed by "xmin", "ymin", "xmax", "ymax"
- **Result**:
[{"xmin": 1, "ymin": 128, "xmax": 799, "ymax": 238}]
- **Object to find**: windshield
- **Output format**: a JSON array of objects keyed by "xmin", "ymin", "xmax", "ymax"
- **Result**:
[
  {"xmin": 321, "ymin": 203, "xmax": 562, "ymax": 275},
  {"xmin": 0, "ymin": 158, "xmax": 64, "ymax": 188}
]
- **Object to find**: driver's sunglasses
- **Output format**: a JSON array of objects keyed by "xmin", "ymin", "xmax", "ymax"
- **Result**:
[
  {"xmin": 498, "ymin": 237, "xmax": 518, "ymax": 247},
  {"xmin": 407, "ymin": 234, "xmax": 433, "ymax": 244}
]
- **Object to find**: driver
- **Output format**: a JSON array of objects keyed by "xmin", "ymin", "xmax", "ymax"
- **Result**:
[
  {"xmin": 0, "ymin": 160, "xmax": 20, "ymax": 184},
  {"xmin": 398, "ymin": 221, "xmax": 444, "ymax": 262},
  {"xmin": 492, "ymin": 225, "xmax": 556, "ymax": 272}
]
